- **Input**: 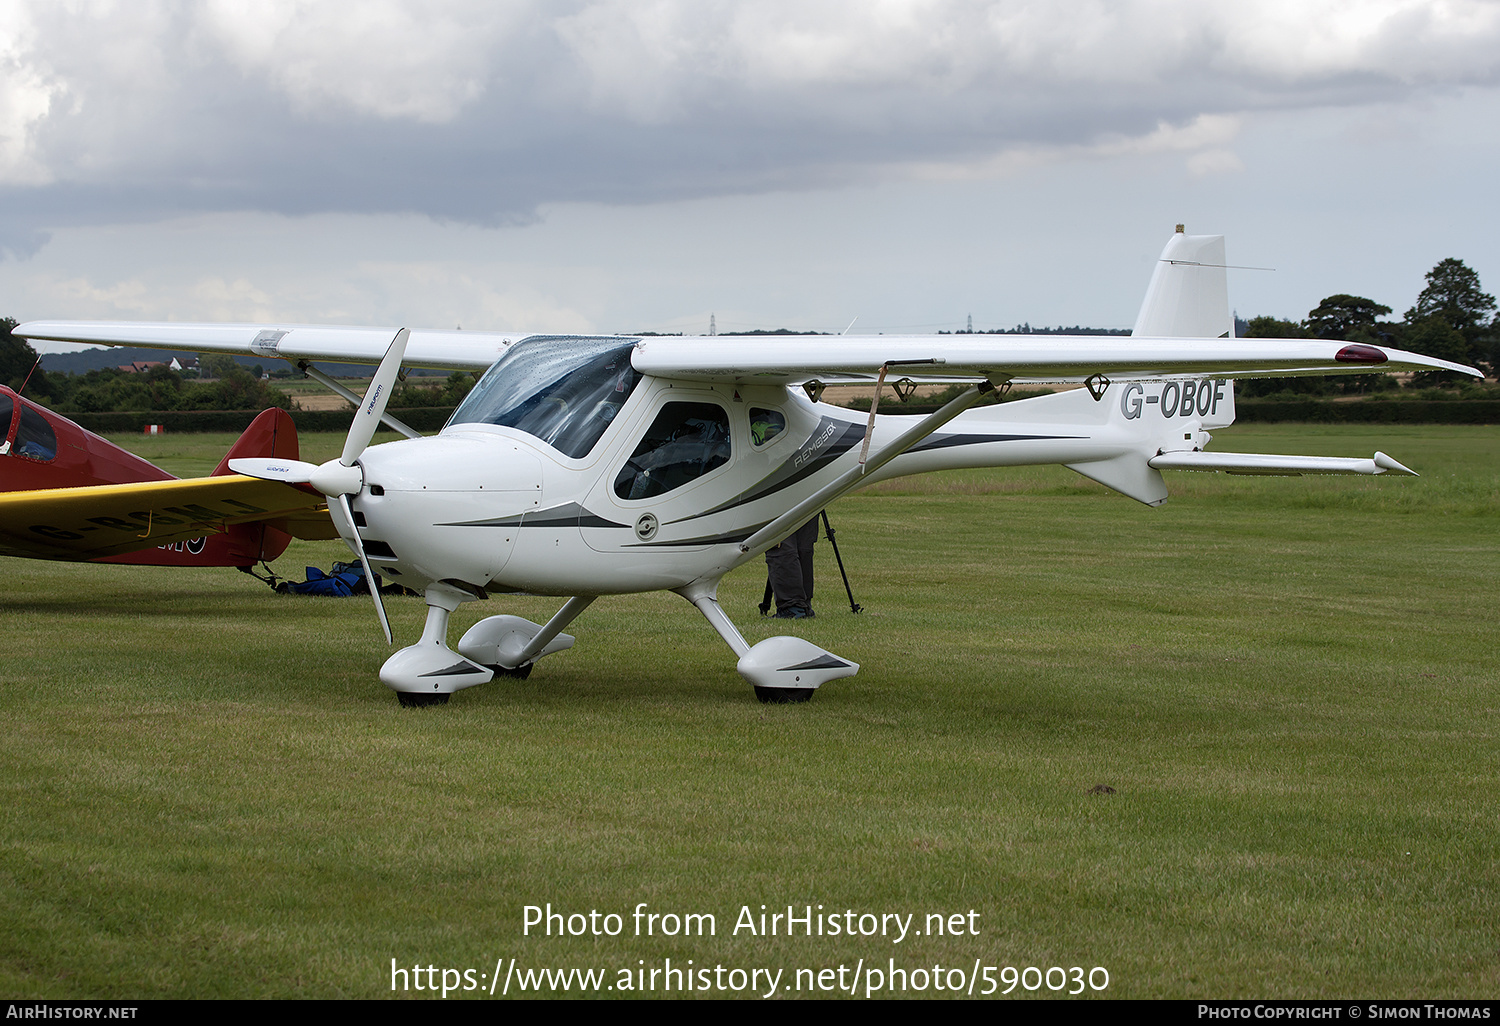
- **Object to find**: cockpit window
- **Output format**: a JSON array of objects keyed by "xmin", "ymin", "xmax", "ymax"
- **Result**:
[
  {"xmin": 13, "ymin": 405, "xmax": 57, "ymax": 462},
  {"xmin": 749, "ymin": 407, "xmax": 785, "ymax": 446},
  {"xmin": 447, "ymin": 336, "xmax": 641, "ymax": 459},
  {"xmin": 0, "ymin": 393, "xmax": 13, "ymax": 450},
  {"xmin": 614, "ymin": 402, "xmax": 731, "ymax": 500}
]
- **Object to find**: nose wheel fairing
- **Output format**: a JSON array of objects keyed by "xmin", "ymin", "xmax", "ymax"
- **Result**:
[
  {"xmin": 380, "ymin": 583, "xmax": 494, "ymax": 698},
  {"xmin": 382, "ymin": 589, "xmax": 595, "ymax": 704},
  {"xmin": 457, "ymin": 597, "xmax": 594, "ymax": 670}
]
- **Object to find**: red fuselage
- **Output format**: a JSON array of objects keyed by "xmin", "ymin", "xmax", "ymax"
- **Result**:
[{"xmin": 0, "ymin": 387, "xmax": 295, "ymax": 567}]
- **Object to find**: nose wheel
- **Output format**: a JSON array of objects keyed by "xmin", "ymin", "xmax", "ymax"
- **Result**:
[{"xmin": 754, "ymin": 686, "xmax": 815, "ymax": 704}]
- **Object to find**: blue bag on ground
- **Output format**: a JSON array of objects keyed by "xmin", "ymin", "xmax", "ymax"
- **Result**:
[{"xmin": 277, "ymin": 561, "xmax": 367, "ymax": 596}]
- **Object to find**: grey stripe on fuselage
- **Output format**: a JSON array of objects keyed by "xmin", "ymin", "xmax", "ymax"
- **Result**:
[
  {"xmin": 909, "ymin": 431, "xmax": 1081, "ymax": 451},
  {"xmin": 688, "ymin": 418, "xmax": 865, "ymax": 521},
  {"xmin": 442, "ymin": 427, "xmax": 1078, "ymax": 538},
  {"xmin": 440, "ymin": 502, "xmax": 629, "ymax": 530}
]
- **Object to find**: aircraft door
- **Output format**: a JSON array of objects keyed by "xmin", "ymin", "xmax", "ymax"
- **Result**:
[{"xmin": 583, "ymin": 396, "xmax": 736, "ymax": 555}]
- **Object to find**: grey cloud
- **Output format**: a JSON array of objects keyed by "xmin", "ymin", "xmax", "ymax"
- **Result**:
[{"xmin": 2, "ymin": 0, "xmax": 1498, "ymax": 256}]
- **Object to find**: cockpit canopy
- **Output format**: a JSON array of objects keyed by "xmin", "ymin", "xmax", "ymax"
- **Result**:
[
  {"xmin": 0, "ymin": 387, "xmax": 58, "ymax": 462},
  {"xmin": 446, "ymin": 336, "xmax": 641, "ymax": 458}
]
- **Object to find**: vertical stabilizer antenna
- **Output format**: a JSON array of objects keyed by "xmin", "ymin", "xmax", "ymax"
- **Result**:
[{"xmin": 18, "ymin": 346, "xmax": 44, "ymax": 396}]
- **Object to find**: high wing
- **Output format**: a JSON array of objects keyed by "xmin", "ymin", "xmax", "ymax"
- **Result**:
[
  {"xmin": 15, "ymin": 322, "xmax": 520, "ymax": 372},
  {"xmin": 629, "ymin": 335, "xmax": 1480, "ymax": 385},
  {"xmin": 0, "ymin": 475, "xmax": 331, "ymax": 561},
  {"xmin": 16, "ymin": 322, "xmax": 1478, "ymax": 384}
]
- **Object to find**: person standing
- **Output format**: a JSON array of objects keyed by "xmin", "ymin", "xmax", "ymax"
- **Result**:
[{"xmin": 764, "ymin": 515, "xmax": 819, "ymax": 618}]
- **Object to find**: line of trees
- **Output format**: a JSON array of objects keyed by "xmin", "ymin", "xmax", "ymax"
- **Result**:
[{"xmin": 1239, "ymin": 258, "xmax": 1497, "ymax": 396}]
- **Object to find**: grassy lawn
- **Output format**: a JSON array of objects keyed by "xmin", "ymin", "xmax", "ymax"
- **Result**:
[{"xmin": 0, "ymin": 424, "xmax": 1495, "ymax": 998}]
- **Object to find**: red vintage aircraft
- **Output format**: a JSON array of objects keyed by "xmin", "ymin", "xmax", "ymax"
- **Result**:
[{"xmin": 0, "ymin": 386, "xmax": 333, "ymax": 567}]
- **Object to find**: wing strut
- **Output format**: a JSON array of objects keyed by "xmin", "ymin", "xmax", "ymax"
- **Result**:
[
  {"xmin": 296, "ymin": 361, "xmax": 422, "ymax": 439},
  {"xmin": 733, "ymin": 378, "xmax": 997, "ymax": 566}
]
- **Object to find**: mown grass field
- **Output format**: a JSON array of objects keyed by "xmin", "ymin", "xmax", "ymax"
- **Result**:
[{"xmin": 1, "ymin": 424, "xmax": 1496, "ymax": 999}]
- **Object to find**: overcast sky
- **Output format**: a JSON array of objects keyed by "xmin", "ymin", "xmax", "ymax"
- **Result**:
[{"xmin": 2, "ymin": 0, "xmax": 1497, "ymax": 344}]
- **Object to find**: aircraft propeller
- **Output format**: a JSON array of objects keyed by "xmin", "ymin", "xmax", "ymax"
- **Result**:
[{"xmin": 230, "ymin": 327, "xmax": 410, "ymax": 643}]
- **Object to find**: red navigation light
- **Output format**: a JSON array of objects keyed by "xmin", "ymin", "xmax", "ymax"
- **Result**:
[{"xmin": 1335, "ymin": 344, "xmax": 1387, "ymax": 364}]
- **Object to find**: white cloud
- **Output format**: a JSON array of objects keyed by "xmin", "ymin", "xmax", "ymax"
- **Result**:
[
  {"xmin": 1186, "ymin": 148, "xmax": 1245, "ymax": 176},
  {"xmin": 30, "ymin": 274, "xmax": 154, "ymax": 315},
  {"xmin": 553, "ymin": 1, "xmax": 1500, "ymax": 110},
  {"xmin": 190, "ymin": 276, "xmax": 279, "ymax": 322},
  {"xmin": 0, "ymin": 0, "xmax": 1496, "ymax": 242},
  {"xmin": 1220, "ymin": 0, "xmax": 1500, "ymax": 83},
  {"xmin": 348, "ymin": 261, "xmax": 595, "ymax": 332},
  {"xmin": 0, "ymin": 1, "xmax": 65, "ymax": 185},
  {"xmin": 902, "ymin": 113, "xmax": 1245, "ymax": 179},
  {"xmin": 194, "ymin": 0, "xmax": 525, "ymax": 123}
]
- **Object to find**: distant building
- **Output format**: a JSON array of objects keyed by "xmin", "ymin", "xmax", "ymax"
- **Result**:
[{"xmin": 116, "ymin": 357, "xmax": 198, "ymax": 374}]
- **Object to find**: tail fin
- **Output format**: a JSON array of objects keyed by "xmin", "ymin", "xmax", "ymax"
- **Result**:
[
  {"xmin": 1132, "ymin": 227, "xmax": 1232, "ymax": 339},
  {"xmin": 213, "ymin": 408, "xmax": 299, "ymax": 476}
]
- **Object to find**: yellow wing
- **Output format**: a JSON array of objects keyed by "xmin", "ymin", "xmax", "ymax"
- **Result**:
[{"xmin": 0, "ymin": 475, "xmax": 335, "ymax": 560}]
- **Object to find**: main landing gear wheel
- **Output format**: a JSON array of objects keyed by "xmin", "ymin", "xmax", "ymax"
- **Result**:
[
  {"xmin": 397, "ymin": 692, "xmax": 451, "ymax": 708},
  {"xmin": 754, "ymin": 686, "xmax": 814, "ymax": 704},
  {"xmin": 492, "ymin": 663, "xmax": 534, "ymax": 680}
]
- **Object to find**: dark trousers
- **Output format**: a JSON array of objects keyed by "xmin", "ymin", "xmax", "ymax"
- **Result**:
[{"xmin": 766, "ymin": 517, "xmax": 818, "ymax": 615}]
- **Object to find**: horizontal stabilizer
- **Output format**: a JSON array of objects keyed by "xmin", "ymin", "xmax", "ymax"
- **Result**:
[{"xmin": 1148, "ymin": 450, "xmax": 1417, "ymax": 477}]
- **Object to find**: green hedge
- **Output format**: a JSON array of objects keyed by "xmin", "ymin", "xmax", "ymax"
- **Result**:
[
  {"xmin": 66, "ymin": 407, "xmax": 458, "ymax": 434},
  {"xmin": 1235, "ymin": 400, "xmax": 1500, "ymax": 424}
]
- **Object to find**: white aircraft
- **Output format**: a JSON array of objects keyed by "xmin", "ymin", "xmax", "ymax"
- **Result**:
[{"xmin": 13, "ymin": 228, "xmax": 1479, "ymax": 706}]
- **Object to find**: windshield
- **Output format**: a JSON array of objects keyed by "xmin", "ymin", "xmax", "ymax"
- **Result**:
[
  {"xmin": 13, "ymin": 405, "xmax": 57, "ymax": 461},
  {"xmin": 447, "ymin": 336, "xmax": 641, "ymax": 459}
]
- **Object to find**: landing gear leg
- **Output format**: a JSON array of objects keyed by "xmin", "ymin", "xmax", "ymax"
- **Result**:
[
  {"xmin": 380, "ymin": 583, "xmax": 494, "ymax": 705},
  {"xmin": 675, "ymin": 579, "xmax": 859, "ymax": 703}
]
